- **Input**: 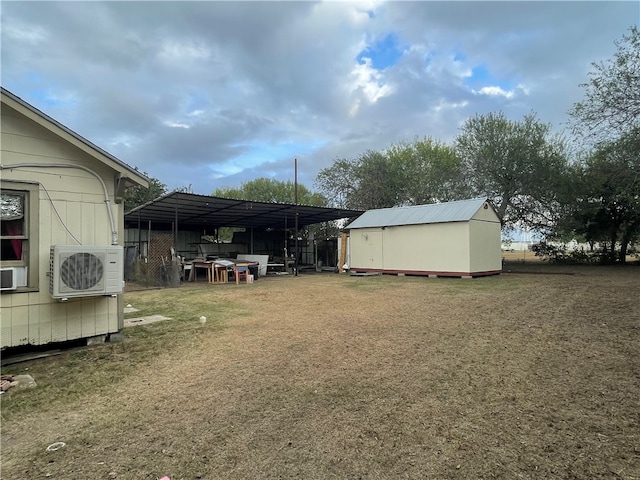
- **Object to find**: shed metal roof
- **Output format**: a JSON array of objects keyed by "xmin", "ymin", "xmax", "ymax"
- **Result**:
[
  {"xmin": 346, "ymin": 197, "xmax": 490, "ymax": 229},
  {"xmin": 125, "ymin": 191, "xmax": 365, "ymax": 231}
]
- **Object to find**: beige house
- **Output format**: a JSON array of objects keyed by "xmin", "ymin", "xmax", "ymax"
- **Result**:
[
  {"xmin": 346, "ymin": 198, "xmax": 502, "ymax": 278},
  {"xmin": 0, "ymin": 87, "xmax": 148, "ymax": 349}
]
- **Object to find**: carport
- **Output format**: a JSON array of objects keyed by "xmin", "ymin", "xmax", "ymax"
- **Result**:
[{"xmin": 124, "ymin": 191, "xmax": 363, "ymax": 279}]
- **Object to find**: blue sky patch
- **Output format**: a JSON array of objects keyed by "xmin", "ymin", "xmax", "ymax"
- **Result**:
[
  {"xmin": 357, "ymin": 33, "xmax": 404, "ymax": 70},
  {"xmin": 452, "ymin": 51, "xmax": 466, "ymax": 63},
  {"xmin": 8, "ymin": 73, "xmax": 60, "ymax": 111},
  {"xmin": 184, "ymin": 91, "xmax": 210, "ymax": 115},
  {"xmin": 24, "ymin": 86, "xmax": 77, "ymax": 111},
  {"xmin": 464, "ymin": 64, "xmax": 514, "ymax": 91},
  {"xmin": 214, "ymin": 139, "xmax": 328, "ymax": 177}
]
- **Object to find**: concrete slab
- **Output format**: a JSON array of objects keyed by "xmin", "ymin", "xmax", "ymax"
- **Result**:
[
  {"xmin": 124, "ymin": 307, "xmax": 140, "ymax": 314},
  {"xmin": 124, "ymin": 315, "xmax": 172, "ymax": 328}
]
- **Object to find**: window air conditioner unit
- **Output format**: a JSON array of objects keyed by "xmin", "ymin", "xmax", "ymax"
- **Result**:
[
  {"xmin": 50, "ymin": 245, "xmax": 124, "ymax": 299},
  {"xmin": 0, "ymin": 267, "xmax": 17, "ymax": 291}
]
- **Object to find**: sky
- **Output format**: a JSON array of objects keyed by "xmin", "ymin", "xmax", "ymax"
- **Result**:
[{"xmin": 2, "ymin": 1, "xmax": 638, "ymax": 197}]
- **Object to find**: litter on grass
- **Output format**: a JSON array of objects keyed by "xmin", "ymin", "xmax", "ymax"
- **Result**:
[{"xmin": 46, "ymin": 442, "xmax": 66, "ymax": 452}]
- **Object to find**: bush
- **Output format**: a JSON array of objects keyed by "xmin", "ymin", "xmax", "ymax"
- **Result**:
[
  {"xmin": 531, "ymin": 242, "xmax": 563, "ymax": 261},
  {"xmin": 531, "ymin": 242, "xmax": 599, "ymax": 265}
]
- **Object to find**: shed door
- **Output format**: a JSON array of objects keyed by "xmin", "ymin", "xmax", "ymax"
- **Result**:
[{"xmin": 352, "ymin": 230, "xmax": 383, "ymax": 269}]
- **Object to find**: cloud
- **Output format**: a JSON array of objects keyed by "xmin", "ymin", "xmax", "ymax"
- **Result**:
[
  {"xmin": 475, "ymin": 86, "xmax": 514, "ymax": 99},
  {"xmin": 1, "ymin": 1, "xmax": 637, "ymax": 195},
  {"xmin": 157, "ymin": 39, "xmax": 212, "ymax": 63},
  {"xmin": 348, "ymin": 57, "xmax": 395, "ymax": 114}
]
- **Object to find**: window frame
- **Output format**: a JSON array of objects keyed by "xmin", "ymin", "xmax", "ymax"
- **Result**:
[{"xmin": 0, "ymin": 181, "xmax": 39, "ymax": 291}]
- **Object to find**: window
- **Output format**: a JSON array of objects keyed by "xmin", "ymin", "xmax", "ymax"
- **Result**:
[
  {"xmin": 0, "ymin": 183, "xmax": 39, "ymax": 290},
  {"xmin": 1, "ymin": 191, "xmax": 26, "ymax": 262}
]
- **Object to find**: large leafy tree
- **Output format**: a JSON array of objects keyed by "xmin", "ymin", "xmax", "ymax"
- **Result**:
[
  {"xmin": 455, "ymin": 112, "xmax": 568, "ymax": 231},
  {"xmin": 213, "ymin": 178, "xmax": 326, "ymax": 206},
  {"xmin": 350, "ymin": 150, "xmax": 404, "ymax": 209},
  {"xmin": 314, "ymin": 158, "xmax": 358, "ymax": 209},
  {"xmin": 387, "ymin": 137, "xmax": 465, "ymax": 205},
  {"xmin": 315, "ymin": 137, "xmax": 464, "ymax": 210},
  {"xmin": 213, "ymin": 178, "xmax": 335, "ymax": 241},
  {"xmin": 569, "ymin": 26, "xmax": 640, "ymax": 143},
  {"xmin": 315, "ymin": 151, "xmax": 397, "ymax": 210},
  {"xmin": 564, "ymin": 26, "xmax": 640, "ymax": 262},
  {"xmin": 557, "ymin": 129, "xmax": 640, "ymax": 263}
]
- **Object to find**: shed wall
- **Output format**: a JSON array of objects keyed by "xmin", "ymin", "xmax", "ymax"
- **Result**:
[
  {"xmin": 382, "ymin": 222, "xmax": 471, "ymax": 273},
  {"xmin": 349, "ymin": 229, "xmax": 383, "ymax": 271},
  {"xmin": 349, "ymin": 222, "xmax": 473, "ymax": 275},
  {"xmin": 471, "ymin": 202, "xmax": 499, "ymax": 222},
  {"xmin": 468, "ymin": 219, "xmax": 502, "ymax": 273},
  {"xmin": 1, "ymin": 104, "xmax": 122, "ymax": 348}
]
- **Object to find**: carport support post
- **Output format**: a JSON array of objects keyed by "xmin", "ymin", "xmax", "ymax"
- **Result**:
[
  {"xmin": 284, "ymin": 214, "xmax": 288, "ymax": 269},
  {"xmin": 173, "ymin": 195, "xmax": 179, "ymax": 254},
  {"xmin": 294, "ymin": 158, "xmax": 299, "ymax": 276},
  {"xmin": 137, "ymin": 210, "xmax": 141, "ymax": 259}
]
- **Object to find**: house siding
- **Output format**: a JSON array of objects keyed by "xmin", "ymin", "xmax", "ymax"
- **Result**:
[{"xmin": 1, "ymin": 99, "xmax": 129, "ymax": 348}]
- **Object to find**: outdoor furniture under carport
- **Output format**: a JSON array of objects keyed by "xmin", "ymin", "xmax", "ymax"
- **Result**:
[
  {"xmin": 191, "ymin": 261, "xmax": 215, "ymax": 283},
  {"xmin": 189, "ymin": 259, "xmax": 257, "ymax": 284},
  {"xmin": 227, "ymin": 260, "xmax": 257, "ymax": 284}
]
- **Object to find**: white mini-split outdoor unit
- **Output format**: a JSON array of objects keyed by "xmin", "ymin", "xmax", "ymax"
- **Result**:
[{"xmin": 50, "ymin": 245, "xmax": 124, "ymax": 299}]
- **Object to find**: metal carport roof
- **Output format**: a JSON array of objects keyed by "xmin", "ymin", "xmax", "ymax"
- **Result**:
[{"xmin": 124, "ymin": 191, "xmax": 364, "ymax": 231}]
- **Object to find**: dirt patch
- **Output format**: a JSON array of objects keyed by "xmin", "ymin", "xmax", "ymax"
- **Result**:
[{"xmin": 2, "ymin": 268, "xmax": 639, "ymax": 479}]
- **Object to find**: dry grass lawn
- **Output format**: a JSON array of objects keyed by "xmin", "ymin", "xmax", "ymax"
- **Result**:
[{"xmin": 2, "ymin": 264, "xmax": 639, "ymax": 479}]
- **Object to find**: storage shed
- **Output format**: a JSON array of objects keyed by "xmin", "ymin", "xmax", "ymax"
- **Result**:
[
  {"xmin": 1, "ymin": 87, "xmax": 148, "ymax": 349},
  {"xmin": 346, "ymin": 198, "xmax": 502, "ymax": 278}
]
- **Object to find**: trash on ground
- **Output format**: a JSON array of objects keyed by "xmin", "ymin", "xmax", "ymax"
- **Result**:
[
  {"xmin": 0, "ymin": 374, "xmax": 37, "ymax": 393},
  {"xmin": 46, "ymin": 442, "xmax": 66, "ymax": 452}
]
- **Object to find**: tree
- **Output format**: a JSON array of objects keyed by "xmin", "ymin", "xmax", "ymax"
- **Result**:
[
  {"xmin": 455, "ymin": 112, "xmax": 568, "ymax": 231},
  {"xmin": 350, "ymin": 150, "xmax": 405, "ymax": 209},
  {"xmin": 387, "ymin": 137, "xmax": 466, "ymax": 205},
  {"xmin": 569, "ymin": 26, "xmax": 640, "ymax": 143},
  {"xmin": 315, "ymin": 137, "xmax": 464, "ymax": 211},
  {"xmin": 557, "ymin": 129, "xmax": 640, "ymax": 263},
  {"xmin": 213, "ymin": 178, "xmax": 326, "ymax": 206},
  {"xmin": 213, "ymin": 177, "xmax": 334, "ymax": 244},
  {"xmin": 314, "ymin": 158, "xmax": 359, "ymax": 209},
  {"xmin": 124, "ymin": 175, "xmax": 167, "ymax": 212},
  {"xmin": 315, "ymin": 150, "xmax": 402, "ymax": 210}
]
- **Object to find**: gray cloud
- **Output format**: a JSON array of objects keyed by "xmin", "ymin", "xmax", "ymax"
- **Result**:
[{"xmin": 2, "ymin": 1, "xmax": 637, "ymax": 195}]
